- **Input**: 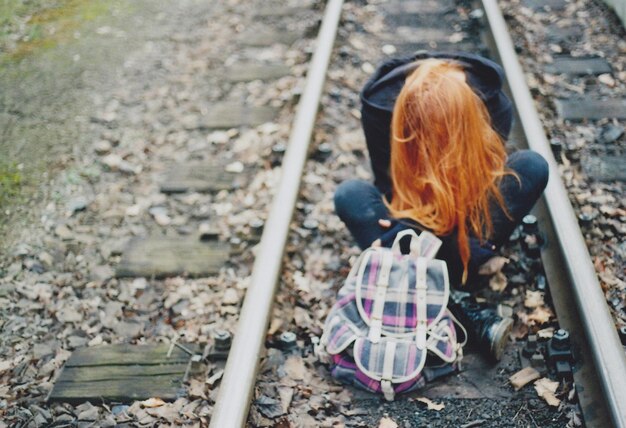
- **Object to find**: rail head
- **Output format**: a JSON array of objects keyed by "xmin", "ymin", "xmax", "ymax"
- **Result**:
[
  {"xmin": 208, "ymin": 1, "xmax": 345, "ymax": 427},
  {"xmin": 480, "ymin": 1, "xmax": 626, "ymax": 427}
]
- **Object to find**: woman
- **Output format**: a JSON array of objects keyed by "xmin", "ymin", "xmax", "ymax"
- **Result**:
[{"xmin": 334, "ymin": 52, "xmax": 549, "ymax": 359}]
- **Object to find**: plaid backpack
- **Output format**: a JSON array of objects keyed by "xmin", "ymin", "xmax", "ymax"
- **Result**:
[{"xmin": 317, "ymin": 230, "xmax": 466, "ymax": 400}]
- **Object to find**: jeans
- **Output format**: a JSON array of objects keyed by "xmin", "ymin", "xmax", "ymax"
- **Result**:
[{"xmin": 334, "ymin": 150, "xmax": 549, "ymax": 286}]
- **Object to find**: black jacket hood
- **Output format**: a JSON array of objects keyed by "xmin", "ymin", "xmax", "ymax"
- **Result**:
[
  {"xmin": 360, "ymin": 51, "xmax": 513, "ymax": 198},
  {"xmin": 361, "ymin": 51, "xmax": 511, "ymax": 135}
]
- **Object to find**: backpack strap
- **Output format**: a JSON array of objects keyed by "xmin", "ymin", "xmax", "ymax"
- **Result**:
[
  {"xmin": 415, "ymin": 231, "xmax": 442, "ymax": 260},
  {"xmin": 368, "ymin": 250, "xmax": 394, "ymax": 343},
  {"xmin": 392, "ymin": 229, "xmax": 442, "ymax": 259},
  {"xmin": 381, "ymin": 340, "xmax": 397, "ymax": 401},
  {"xmin": 415, "ymin": 257, "xmax": 428, "ymax": 350}
]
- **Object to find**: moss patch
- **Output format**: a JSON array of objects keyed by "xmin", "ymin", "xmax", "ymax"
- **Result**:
[
  {"xmin": 0, "ymin": 0, "xmax": 120, "ymax": 62},
  {"xmin": 0, "ymin": 161, "xmax": 23, "ymax": 210}
]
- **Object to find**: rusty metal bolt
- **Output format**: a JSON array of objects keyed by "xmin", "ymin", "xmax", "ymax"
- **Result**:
[
  {"xmin": 249, "ymin": 219, "xmax": 264, "ymax": 237},
  {"xmin": 535, "ymin": 274, "xmax": 546, "ymax": 292},
  {"xmin": 315, "ymin": 143, "xmax": 332, "ymax": 161},
  {"xmin": 523, "ymin": 334, "xmax": 538, "ymax": 358},
  {"xmin": 550, "ymin": 138, "xmax": 563, "ymax": 157},
  {"xmin": 552, "ymin": 329, "xmax": 570, "ymax": 350},
  {"xmin": 578, "ymin": 212, "xmax": 595, "ymax": 228},
  {"xmin": 522, "ymin": 215, "xmax": 538, "ymax": 234},
  {"xmin": 213, "ymin": 329, "xmax": 232, "ymax": 351},
  {"xmin": 279, "ymin": 331, "xmax": 298, "ymax": 352},
  {"xmin": 271, "ymin": 143, "xmax": 287, "ymax": 167}
]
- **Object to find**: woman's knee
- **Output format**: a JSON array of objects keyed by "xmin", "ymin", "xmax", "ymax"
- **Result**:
[
  {"xmin": 507, "ymin": 150, "xmax": 549, "ymax": 193},
  {"xmin": 334, "ymin": 179, "xmax": 382, "ymax": 221}
]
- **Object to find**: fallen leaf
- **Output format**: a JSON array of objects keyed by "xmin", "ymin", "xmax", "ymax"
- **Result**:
[
  {"xmin": 598, "ymin": 73, "xmax": 615, "ymax": 87},
  {"xmin": 284, "ymin": 355, "xmax": 307, "ymax": 381},
  {"xmin": 255, "ymin": 395, "xmax": 283, "ymax": 419},
  {"xmin": 141, "ymin": 397, "xmax": 166, "ymax": 408},
  {"xmin": 293, "ymin": 271, "xmax": 311, "ymax": 293},
  {"xmin": 489, "ymin": 271, "xmax": 508, "ymax": 292},
  {"xmin": 511, "ymin": 322, "xmax": 529, "ymax": 339},
  {"xmin": 294, "ymin": 306, "xmax": 312, "ymax": 328},
  {"xmin": 379, "ymin": 417, "xmax": 398, "ymax": 428},
  {"xmin": 188, "ymin": 379, "xmax": 207, "ymax": 399},
  {"xmin": 415, "ymin": 397, "xmax": 445, "ymax": 411},
  {"xmin": 479, "ymin": 256, "xmax": 509, "ymax": 275},
  {"xmin": 524, "ymin": 290, "xmax": 545, "ymax": 308},
  {"xmin": 528, "ymin": 307, "xmax": 553, "ymax": 325},
  {"xmin": 534, "ymin": 378, "xmax": 561, "ymax": 407},
  {"xmin": 0, "ymin": 360, "xmax": 11, "ymax": 374},
  {"xmin": 566, "ymin": 409, "xmax": 582, "ymax": 427},
  {"xmin": 510, "ymin": 367, "xmax": 541, "ymax": 391},
  {"xmin": 537, "ymin": 327, "xmax": 555, "ymax": 339},
  {"xmin": 268, "ymin": 318, "xmax": 283, "ymax": 335},
  {"xmin": 278, "ymin": 386, "xmax": 294, "ymax": 414}
]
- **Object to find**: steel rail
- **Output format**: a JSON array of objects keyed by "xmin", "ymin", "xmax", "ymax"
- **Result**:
[
  {"xmin": 208, "ymin": 1, "xmax": 344, "ymax": 426},
  {"xmin": 481, "ymin": 1, "xmax": 626, "ymax": 426}
]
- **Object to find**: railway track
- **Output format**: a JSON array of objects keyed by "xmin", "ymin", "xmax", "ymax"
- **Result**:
[
  {"xmin": 1, "ymin": 0, "xmax": 624, "ymax": 427},
  {"xmin": 210, "ymin": 0, "xmax": 626, "ymax": 427}
]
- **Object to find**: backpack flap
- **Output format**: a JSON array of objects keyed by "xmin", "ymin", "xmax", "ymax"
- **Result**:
[
  {"xmin": 353, "ymin": 337, "xmax": 427, "ymax": 401},
  {"xmin": 354, "ymin": 249, "xmax": 450, "ymax": 344}
]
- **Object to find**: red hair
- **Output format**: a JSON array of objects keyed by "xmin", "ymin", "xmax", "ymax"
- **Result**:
[{"xmin": 387, "ymin": 59, "xmax": 512, "ymax": 283}]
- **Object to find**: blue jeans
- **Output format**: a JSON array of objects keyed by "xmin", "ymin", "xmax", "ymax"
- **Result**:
[{"xmin": 334, "ymin": 150, "xmax": 549, "ymax": 286}]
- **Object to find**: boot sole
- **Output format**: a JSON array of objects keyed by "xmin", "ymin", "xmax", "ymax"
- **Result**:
[{"xmin": 490, "ymin": 317, "xmax": 513, "ymax": 361}]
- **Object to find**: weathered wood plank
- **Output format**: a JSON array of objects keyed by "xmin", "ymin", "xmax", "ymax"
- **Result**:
[
  {"xmin": 160, "ymin": 161, "xmax": 246, "ymax": 194},
  {"xmin": 556, "ymin": 98, "xmax": 626, "ymax": 121},
  {"xmin": 57, "ymin": 364, "xmax": 189, "ymax": 382},
  {"xmin": 239, "ymin": 28, "xmax": 300, "ymax": 47},
  {"xmin": 583, "ymin": 154, "xmax": 626, "ymax": 182},
  {"xmin": 255, "ymin": 6, "xmax": 312, "ymax": 18},
  {"xmin": 384, "ymin": 0, "xmax": 455, "ymax": 14},
  {"xmin": 388, "ymin": 42, "xmax": 484, "ymax": 58},
  {"xmin": 222, "ymin": 63, "xmax": 291, "ymax": 83},
  {"xmin": 382, "ymin": 27, "xmax": 451, "ymax": 43},
  {"xmin": 49, "ymin": 375, "xmax": 185, "ymax": 403},
  {"xmin": 65, "ymin": 344, "xmax": 195, "ymax": 367},
  {"xmin": 546, "ymin": 57, "xmax": 612, "ymax": 76},
  {"xmin": 115, "ymin": 237, "xmax": 230, "ymax": 278}
]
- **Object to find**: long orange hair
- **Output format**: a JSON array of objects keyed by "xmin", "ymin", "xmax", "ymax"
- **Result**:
[{"xmin": 387, "ymin": 59, "xmax": 511, "ymax": 283}]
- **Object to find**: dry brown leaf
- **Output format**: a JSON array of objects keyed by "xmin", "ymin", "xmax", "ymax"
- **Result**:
[
  {"xmin": 534, "ymin": 378, "xmax": 561, "ymax": 407},
  {"xmin": 510, "ymin": 367, "xmax": 541, "ymax": 391},
  {"xmin": 294, "ymin": 306, "xmax": 313, "ymax": 328},
  {"xmin": 278, "ymin": 387, "xmax": 294, "ymax": 414},
  {"xmin": 188, "ymin": 379, "xmax": 207, "ymax": 399},
  {"xmin": 511, "ymin": 322, "xmax": 529, "ymax": 339},
  {"xmin": 378, "ymin": 417, "xmax": 398, "ymax": 428},
  {"xmin": 293, "ymin": 271, "xmax": 311, "ymax": 293},
  {"xmin": 489, "ymin": 271, "xmax": 508, "ymax": 292},
  {"xmin": 268, "ymin": 318, "xmax": 283, "ymax": 335},
  {"xmin": 598, "ymin": 73, "xmax": 615, "ymax": 87},
  {"xmin": 528, "ymin": 307, "xmax": 553, "ymax": 325},
  {"xmin": 524, "ymin": 290, "xmax": 545, "ymax": 308},
  {"xmin": 478, "ymin": 256, "xmax": 509, "ymax": 275},
  {"xmin": 537, "ymin": 327, "xmax": 555, "ymax": 339},
  {"xmin": 141, "ymin": 397, "xmax": 166, "ymax": 408},
  {"xmin": 0, "ymin": 361, "xmax": 11, "ymax": 374},
  {"xmin": 284, "ymin": 356, "xmax": 307, "ymax": 381},
  {"xmin": 415, "ymin": 396, "xmax": 445, "ymax": 411}
]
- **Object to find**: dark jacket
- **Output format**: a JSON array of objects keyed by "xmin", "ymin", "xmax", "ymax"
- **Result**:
[{"xmin": 360, "ymin": 52, "xmax": 513, "ymax": 287}]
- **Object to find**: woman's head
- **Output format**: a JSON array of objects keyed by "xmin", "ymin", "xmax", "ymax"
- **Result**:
[{"xmin": 388, "ymin": 59, "xmax": 510, "ymax": 283}]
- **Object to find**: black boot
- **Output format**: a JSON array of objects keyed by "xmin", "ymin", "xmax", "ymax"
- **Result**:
[{"xmin": 450, "ymin": 294, "xmax": 513, "ymax": 361}]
